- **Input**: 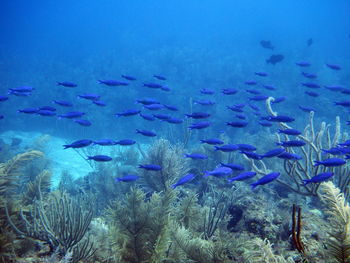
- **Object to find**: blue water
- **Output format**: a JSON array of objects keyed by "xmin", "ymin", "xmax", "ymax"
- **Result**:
[{"xmin": 0, "ymin": 0, "xmax": 350, "ymax": 145}]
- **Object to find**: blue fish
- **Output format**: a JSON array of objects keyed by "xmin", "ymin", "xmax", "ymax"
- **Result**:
[
  {"xmin": 227, "ymin": 106, "xmax": 244, "ymax": 113},
  {"xmin": 185, "ymin": 153, "xmax": 208, "ymax": 160},
  {"xmin": 305, "ymin": 91, "xmax": 319, "ymax": 97},
  {"xmin": 153, "ymin": 114, "xmax": 171, "ymax": 120},
  {"xmin": 262, "ymin": 148, "xmax": 285, "ymax": 158},
  {"xmin": 74, "ymin": 119, "xmax": 92, "ymax": 127},
  {"xmin": 326, "ymin": 63, "xmax": 341, "ymax": 70},
  {"xmin": 116, "ymin": 174, "xmax": 140, "ymax": 182},
  {"xmin": 222, "ymin": 88, "xmax": 238, "ymax": 95},
  {"xmin": 204, "ymin": 167, "xmax": 232, "ymax": 177},
  {"xmin": 78, "ymin": 93, "xmax": 100, "ymax": 101},
  {"xmin": 166, "ymin": 117, "xmax": 183, "ymax": 124},
  {"xmin": 40, "ymin": 106, "xmax": 56, "ymax": 112},
  {"xmin": 18, "ymin": 108, "xmax": 39, "ymax": 114},
  {"xmin": 0, "ymin": 95, "xmax": 9, "ymax": 102},
  {"xmin": 301, "ymin": 82, "xmax": 321, "ymax": 89},
  {"xmin": 172, "ymin": 174, "xmax": 196, "ymax": 189},
  {"xmin": 93, "ymin": 139, "xmax": 116, "ymax": 146},
  {"xmin": 200, "ymin": 138, "xmax": 224, "ymax": 145},
  {"xmin": 322, "ymin": 147, "xmax": 344, "ymax": 155},
  {"xmin": 220, "ymin": 162, "xmax": 244, "ymax": 170},
  {"xmin": 87, "ymin": 155, "xmax": 113, "ymax": 162},
  {"xmin": 53, "ymin": 100, "xmax": 73, "ymax": 107},
  {"xmin": 163, "ymin": 104, "xmax": 178, "ymax": 111},
  {"xmin": 334, "ymin": 101, "xmax": 350, "ymax": 108},
  {"xmin": 63, "ymin": 139, "xmax": 92, "ymax": 149},
  {"xmin": 277, "ymin": 152, "xmax": 302, "ymax": 160},
  {"xmin": 301, "ymin": 72, "xmax": 317, "ymax": 79},
  {"xmin": 200, "ymin": 88, "xmax": 215, "ymax": 95},
  {"xmin": 236, "ymin": 144, "xmax": 256, "ymax": 152},
  {"xmin": 121, "ymin": 75, "xmax": 137, "ymax": 81},
  {"xmin": 255, "ymin": 72, "xmax": 268, "ymax": 77},
  {"xmin": 58, "ymin": 111, "xmax": 85, "ymax": 119},
  {"xmin": 246, "ymin": 89, "xmax": 261, "ymax": 95},
  {"xmin": 263, "ymin": 85, "xmax": 276, "ymax": 90},
  {"xmin": 302, "ymin": 172, "xmax": 334, "ymax": 185},
  {"xmin": 136, "ymin": 129, "xmax": 156, "ymax": 137},
  {"xmin": 185, "ymin": 112, "xmax": 210, "ymax": 119},
  {"xmin": 143, "ymin": 82, "xmax": 163, "ymax": 89},
  {"xmin": 325, "ymin": 85, "xmax": 344, "ymax": 92},
  {"xmin": 214, "ymin": 144, "xmax": 239, "ymax": 152},
  {"xmin": 226, "ymin": 121, "xmax": 248, "ymax": 128},
  {"xmin": 228, "ymin": 171, "xmax": 256, "ymax": 182},
  {"xmin": 250, "ymin": 172, "xmax": 280, "ymax": 190},
  {"xmin": 266, "ymin": 115, "xmax": 295, "ymax": 123},
  {"xmin": 144, "ymin": 104, "xmax": 164, "ymax": 110},
  {"xmin": 116, "ymin": 109, "xmax": 141, "ymax": 117},
  {"xmin": 278, "ymin": 129, "xmax": 301, "ymax": 136},
  {"xmin": 138, "ymin": 164, "xmax": 162, "ymax": 171},
  {"xmin": 57, "ymin": 81, "xmax": 77, "ymax": 87},
  {"xmin": 245, "ymin": 80, "xmax": 257, "ymax": 85},
  {"xmin": 140, "ymin": 113, "xmax": 156, "ymax": 121},
  {"xmin": 93, "ymin": 100, "xmax": 106, "ymax": 107},
  {"xmin": 136, "ymin": 98, "xmax": 160, "ymax": 105},
  {"xmin": 259, "ymin": 121, "xmax": 273, "ymax": 127},
  {"xmin": 314, "ymin": 158, "xmax": 346, "ymax": 167},
  {"xmin": 9, "ymin": 86, "xmax": 34, "ymax": 93},
  {"xmin": 193, "ymin": 99, "xmax": 215, "ymax": 106},
  {"xmin": 271, "ymin": 97, "xmax": 286, "ymax": 104},
  {"xmin": 188, "ymin": 121, "xmax": 210, "ymax": 130},
  {"xmin": 299, "ymin": 105, "xmax": 316, "ymax": 112},
  {"xmin": 98, "ymin": 79, "xmax": 128, "ymax": 86},
  {"xmin": 296, "ymin": 61, "xmax": 311, "ymax": 67},
  {"xmin": 37, "ymin": 110, "xmax": 56, "ymax": 116},
  {"xmin": 249, "ymin": 95, "xmax": 269, "ymax": 101},
  {"xmin": 153, "ymin": 75, "xmax": 167, "ymax": 80},
  {"xmin": 241, "ymin": 151, "xmax": 262, "ymax": 160},
  {"xmin": 115, "ymin": 139, "xmax": 136, "ymax": 146},
  {"xmin": 277, "ymin": 140, "xmax": 306, "ymax": 147}
]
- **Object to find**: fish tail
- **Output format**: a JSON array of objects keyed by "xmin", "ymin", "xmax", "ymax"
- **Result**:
[
  {"xmin": 313, "ymin": 161, "xmax": 320, "ymax": 166},
  {"xmin": 250, "ymin": 183, "xmax": 257, "ymax": 190},
  {"xmin": 63, "ymin": 145, "xmax": 70, "ymax": 149},
  {"xmin": 56, "ymin": 82, "xmax": 61, "ymax": 85},
  {"xmin": 171, "ymin": 184, "xmax": 177, "ymax": 189},
  {"xmin": 302, "ymin": 180, "xmax": 310, "ymax": 186}
]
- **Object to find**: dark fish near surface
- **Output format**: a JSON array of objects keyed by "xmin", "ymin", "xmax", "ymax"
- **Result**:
[
  {"xmin": 186, "ymin": 112, "xmax": 211, "ymax": 119},
  {"xmin": 302, "ymin": 82, "xmax": 321, "ymax": 89},
  {"xmin": 241, "ymin": 151, "xmax": 262, "ymax": 160},
  {"xmin": 214, "ymin": 144, "xmax": 239, "ymax": 152},
  {"xmin": 266, "ymin": 115, "xmax": 295, "ymax": 123},
  {"xmin": 250, "ymin": 172, "xmax": 280, "ymax": 189},
  {"xmin": 93, "ymin": 139, "xmax": 116, "ymax": 146},
  {"xmin": 98, "ymin": 80, "xmax": 128, "ymax": 86},
  {"xmin": 93, "ymin": 100, "xmax": 106, "ymax": 107},
  {"xmin": 136, "ymin": 129, "xmax": 156, "ymax": 137},
  {"xmin": 245, "ymin": 80, "xmax": 257, "ymax": 85},
  {"xmin": 200, "ymin": 88, "xmax": 215, "ymax": 95},
  {"xmin": 188, "ymin": 121, "xmax": 210, "ymax": 130},
  {"xmin": 139, "ymin": 113, "xmax": 156, "ymax": 121},
  {"xmin": 324, "ymin": 85, "xmax": 344, "ymax": 92},
  {"xmin": 166, "ymin": 117, "xmax": 183, "ymax": 124},
  {"xmin": 116, "ymin": 109, "xmax": 141, "ymax": 117},
  {"xmin": 305, "ymin": 91, "xmax": 319, "ymax": 97},
  {"xmin": 302, "ymin": 172, "xmax": 334, "ymax": 185},
  {"xmin": 53, "ymin": 100, "xmax": 73, "ymax": 107},
  {"xmin": 302, "ymin": 72, "xmax": 317, "ymax": 79},
  {"xmin": 153, "ymin": 75, "xmax": 167, "ymax": 80},
  {"xmin": 222, "ymin": 88, "xmax": 238, "ymax": 95},
  {"xmin": 115, "ymin": 139, "xmax": 136, "ymax": 145},
  {"xmin": 78, "ymin": 93, "xmax": 100, "ymax": 101},
  {"xmin": 58, "ymin": 111, "xmax": 85, "ymax": 119},
  {"xmin": 172, "ymin": 174, "xmax": 196, "ymax": 189},
  {"xmin": 40, "ymin": 106, "xmax": 56, "ymax": 111},
  {"xmin": 57, "ymin": 81, "xmax": 77, "ymax": 88},
  {"xmin": 136, "ymin": 98, "xmax": 160, "ymax": 105},
  {"xmin": 143, "ymin": 82, "xmax": 163, "ymax": 89},
  {"xmin": 228, "ymin": 171, "xmax": 256, "ymax": 182},
  {"xmin": 296, "ymin": 61, "xmax": 311, "ymax": 67},
  {"xmin": 278, "ymin": 128, "xmax": 301, "ymax": 136},
  {"xmin": 18, "ymin": 108, "xmax": 39, "ymax": 114},
  {"xmin": 87, "ymin": 155, "xmax": 113, "ymax": 162},
  {"xmin": 144, "ymin": 104, "xmax": 164, "ymax": 110},
  {"xmin": 263, "ymin": 85, "xmax": 276, "ymax": 90},
  {"xmin": 236, "ymin": 144, "xmax": 257, "ymax": 152},
  {"xmin": 74, "ymin": 119, "xmax": 92, "ymax": 127},
  {"xmin": 299, "ymin": 105, "xmax": 316, "ymax": 112},
  {"xmin": 138, "ymin": 164, "xmax": 162, "ymax": 171},
  {"xmin": 193, "ymin": 99, "xmax": 215, "ymax": 106},
  {"xmin": 266, "ymin": 54, "xmax": 284, "ymax": 65},
  {"xmin": 226, "ymin": 121, "xmax": 248, "ymax": 128},
  {"xmin": 116, "ymin": 174, "xmax": 140, "ymax": 182},
  {"xmin": 260, "ymin": 40, "xmax": 274, "ymax": 50},
  {"xmin": 0, "ymin": 95, "xmax": 8, "ymax": 101},
  {"xmin": 307, "ymin": 38, "xmax": 313, "ymax": 46},
  {"xmin": 334, "ymin": 100, "xmax": 350, "ymax": 107},
  {"xmin": 185, "ymin": 153, "xmax": 208, "ymax": 160},
  {"xmin": 255, "ymin": 72, "xmax": 268, "ymax": 77},
  {"xmin": 326, "ymin": 63, "xmax": 341, "ymax": 70},
  {"xmin": 163, "ymin": 104, "xmax": 178, "ymax": 111},
  {"xmin": 314, "ymin": 158, "xmax": 346, "ymax": 167},
  {"xmin": 63, "ymin": 139, "xmax": 92, "ymax": 149},
  {"xmin": 37, "ymin": 110, "xmax": 56, "ymax": 116},
  {"xmin": 121, "ymin": 75, "xmax": 137, "ymax": 81}
]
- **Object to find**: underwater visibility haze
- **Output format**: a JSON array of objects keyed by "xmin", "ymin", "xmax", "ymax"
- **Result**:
[{"xmin": 1, "ymin": 0, "xmax": 350, "ymax": 262}]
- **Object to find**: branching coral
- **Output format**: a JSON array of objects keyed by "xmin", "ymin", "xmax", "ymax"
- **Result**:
[
  {"xmin": 141, "ymin": 138, "xmax": 189, "ymax": 192},
  {"xmin": 248, "ymin": 97, "xmax": 348, "ymax": 196},
  {"xmin": 319, "ymin": 182, "xmax": 350, "ymax": 263},
  {"xmin": 21, "ymin": 169, "xmax": 52, "ymax": 205}
]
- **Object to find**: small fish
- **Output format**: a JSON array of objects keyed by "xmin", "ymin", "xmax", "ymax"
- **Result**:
[
  {"xmin": 222, "ymin": 88, "xmax": 238, "ymax": 95},
  {"xmin": 314, "ymin": 158, "xmax": 346, "ymax": 167},
  {"xmin": 236, "ymin": 114, "xmax": 246, "ymax": 120},
  {"xmin": 245, "ymin": 80, "xmax": 257, "ymax": 85},
  {"xmin": 259, "ymin": 120, "xmax": 273, "ymax": 127},
  {"xmin": 341, "ymin": 89, "xmax": 350, "ymax": 95},
  {"xmin": 116, "ymin": 109, "xmax": 141, "ymax": 117},
  {"xmin": 277, "ymin": 140, "xmax": 306, "ymax": 147},
  {"xmin": 98, "ymin": 80, "xmax": 128, "ymax": 86},
  {"xmin": 115, "ymin": 139, "xmax": 136, "ymax": 145},
  {"xmin": 305, "ymin": 91, "xmax": 319, "ymax": 97},
  {"xmin": 143, "ymin": 82, "xmax": 163, "ymax": 89},
  {"xmin": 260, "ymin": 40, "xmax": 274, "ymax": 50},
  {"xmin": 322, "ymin": 147, "xmax": 344, "ymax": 155},
  {"xmin": 324, "ymin": 85, "xmax": 344, "ymax": 92},
  {"xmin": 296, "ymin": 61, "xmax": 311, "ymax": 67},
  {"xmin": 204, "ymin": 167, "xmax": 232, "ymax": 177},
  {"xmin": 261, "ymin": 148, "xmax": 285, "ymax": 158},
  {"xmin": 299, "ymin": 105, "xmax": 316, "ymax": 112},
  {"xmin": 236, "ymin": 144, "xmax": 257, "ymax": 152},
  {"xmin": 0, "ymin": 95, "xmax": 9, "ymax": 102},
  {"xmin": 301, "ymin": 82, "xmax": 321, "ymax": 89},
  {"xmin": 250, "ymin": 172, "xmax": 280, "ymax": 189},
  {"xmin": 301, "ymin": 72, "xmax": 317, "ymax": 79},
  {"xmin": 74, "ymin": 119, "xmax": 92, "ymax": 127},
  {"xmin": 326, "ymin": 63, "xmax": 341, "ymax": 70},
  {"xmin": 200, "ymin": 88, "xmax": 215, "ymax": 95},
  {"xmin": 185, "ymin": 153, "xmax": 208, "ymax": 160},
  {"xmin": 193, "ymin": 99, "xmax": 215, "ymax": 106},
  {"xmin": 53, "ymin": 100, "xmax": 73, "ymax": 107},
  {"xmin": 278, "ymin": 128, "xmax": 301, "ymax": 136},
  {"xmin": 227, "ymin": 106, "xmax": 244, "ymax": 113},
  {"xmin": 58, "ymin": 111, "xmax": 85, "ymax": 119},
  {"xmin": 334, "ymin": 100, "xmax": 350, "ymax": 107},
  {"xmin": 138, "ymin": 164, "xmax": 162, "ymax": 171},
  {"xmin": 166, "ymin": 117, "xmax": 183, "ymax": 124},
  {"xmin": 302, "ymin": 172, "xmax": 334, "ymax": 185},
  {"xmin": 214, "ymin": 144, "xmax": 239, "ymax": 152},
  {"xmin": 18, "ymin": 108, "xmax": 39, "ymax": 114},
  {"xmin": 57, "ymin": 81, "xmax": 77, "ymax": 87},
  {"xmin": 266, "ymin": 54, "xmax": 284, "ymax": 65},
  {"xmin": 136, "ymin": 129, "xmax": 156, "ymax": 137},
  {"xmin": 266, "ymin": 115, "xmax": 295, "ymax": 123},
  {"xmin": 161, "ymin": 85, "xmax": 171, "ymax": 92},
  {"xmin": 339, "ymin": 140, "xmax": 350, "ymax": 147},
  {"xmin": 78, "ymin": 93, "xmax": 100, "ymax": 101},
  {"xmin": 200, "ymin": 138, "xmax": 224, "ymax": 145},
  {"xmin": 228, "ymin": 171, "xmax": 256, "ymax": 182},
  {"xmin": 263, "ymin": 85, "xmax": 276, "ymax": 90},
  {"xmin": 121, "ymin": 75, "xmax": 137, "ymax": 81},
  {"xmin": 153, "ymin": 114, "xmax": 171, "ymax": 120},
  {"xmin": 249, "ymin": 95, "xmax": 269, "ymax": 101},
  {"xmin": 172, "ymin": 174, "xmax": 196, "ymax": 189},
  {"xmin": 226, "ymin": 121, "xmax": 248, "ymax": 128},
  {"xmin": 37, "ymin": 110, "xmax": 56, "ymax": 116},
  {"xmin": 240, "ymin": 151, "xmax": 262, "ymax": 160},
  {"xmin": 144, "ymin": 104, "xmax": 164, "ymax": 110},
  {"xmin": 136, "ymin": 98, "xmax": 160, "ymax": 105},
  {"xmin": 87, "ymin": 155, "xmax": 113, "ymax": 162},
  {"xmin": 255, "ymin": 72, "xmax": 268, "ymax": 77},
  {"xmin": 93, "ymin": 139, "xmax": 116, "ymax": 146},
  {"xmin": 246, "ymin": 89, "xmax": 261, "ymax": 95},
  {"xmin": 271, "ymin": 97, "xmax": 286, "ymax": 104},
  {"xmin": 93, "ymin": 100, "xmax": 106, "ymax": 107},
  {"xmin": 218, "ymin": 164, "xmax": 244, "ymax": 173},
  {"xmin": 116, "ymin": 174, "xmax": 140, "ymax": 182},
  {"xmin": 163, "ymin": 104, "xmax": 178, "ymax": 111},
  {"xmin": 63, "ymin": 139, "xmax": 92, "ymax": 149},
  {"xmin": 139, "ymin": 113, "xmax": 156, "ymax": 121},
  {"xmin": 188, "ymin": 121, "xmax": 210, "ymax": 130},
  {"xmin": 153, "ymin": 75, "xmax": 167, "ymax": 80},
  {"xmin": 277, "ymin": 152, "xmax": 302, "ymax": 160},
  {"xmin": 40, "ymin": 106, "xmax": 56, "ymax": 111}
]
